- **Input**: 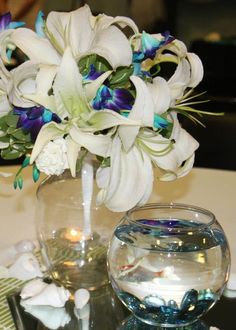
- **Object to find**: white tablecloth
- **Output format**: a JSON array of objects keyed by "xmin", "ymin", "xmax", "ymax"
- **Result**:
[{"xmin": 0, "ymin": 166, "xmax": 235, "ymax": 271}]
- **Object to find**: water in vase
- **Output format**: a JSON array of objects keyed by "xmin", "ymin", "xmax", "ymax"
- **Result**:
[{"xmin": 108, "ymin": 219, "xmax": 230, "ymax": 326}]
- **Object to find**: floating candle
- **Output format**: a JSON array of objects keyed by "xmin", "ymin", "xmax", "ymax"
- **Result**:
[{"xmin": 65, "ymin": 228, "xmax": 84, "ymax": 243}]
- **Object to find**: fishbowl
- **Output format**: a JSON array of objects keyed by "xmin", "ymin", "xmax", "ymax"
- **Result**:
[{"xmin": 107, "ymin": 203, "xmax": 230, "ymax": 327}]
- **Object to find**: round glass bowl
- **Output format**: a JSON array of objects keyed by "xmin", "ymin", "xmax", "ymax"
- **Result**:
[{"xmin": 107, "ymin": 203, "xmax": 230, "ymax": 328}]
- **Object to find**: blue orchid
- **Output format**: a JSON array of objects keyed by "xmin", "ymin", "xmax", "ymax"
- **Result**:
[
  {"xmin": 121, "ymin": 110, "xmax": 169, "ymax": 130},
  {"xmin": 0, "ymin": 12, "xmax": 25, "ymax": 60},
  {"xmin": 13, "ymin": 106, "xmax": 61, "ymax": 142},
  {"xmin": 83, "ymin": 64, "xmax": 104, "ymax": 81},
  {"xmin": 92, "ymin": 85, "xmax": 134, "ymax": 112},
  {"xmin": 132, "ymin": 51, "xmax": 151, "ymax": 78},
  {"xmin": 0, "ymin": 12, "xmax": 25, "ymax": 32},
  {"xmin": 35, "ymin": 11, "xmax": 45, "ymax": 37},
  {"xmin": 141, "ymin": 31, "xmax": 174, "ymax": 60}
]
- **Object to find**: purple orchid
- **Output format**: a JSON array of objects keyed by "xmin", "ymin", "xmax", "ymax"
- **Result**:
[
  {"xmin": 14, "ymin": 106, "xmax": 61, "ymax": 142},
  {"xmin": 92, "ymin": 85, "xmax": 134, "ymax": 112},
  {"xmin": 0, "ymin": 12, "xmax": 24, "ymax": 32}
]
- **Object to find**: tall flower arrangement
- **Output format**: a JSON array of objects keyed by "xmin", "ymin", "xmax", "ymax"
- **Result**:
[{"xmin": 0, "ymin": 5, "xmax": 204, "ymax": 211}]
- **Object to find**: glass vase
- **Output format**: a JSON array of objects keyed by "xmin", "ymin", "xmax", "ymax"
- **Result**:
[
  {"xmin": 36, "ymin": 158, "xmax": 123, "ymax": 291},
  {"xmin": 107, "ymin": 203, "xmax": 230, "ymax": 328}
]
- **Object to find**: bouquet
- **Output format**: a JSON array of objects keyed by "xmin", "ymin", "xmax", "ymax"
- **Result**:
[{"xmin": 0, "ymin": 5, "xmax": 204, "ymax": 211}]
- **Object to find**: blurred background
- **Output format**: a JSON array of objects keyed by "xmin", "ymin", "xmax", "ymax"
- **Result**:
[{"xmin": 1, "ymin": 0, "xmax": 236, "ymax": 170}]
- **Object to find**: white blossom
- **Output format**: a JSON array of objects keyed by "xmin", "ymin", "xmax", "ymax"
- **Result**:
[{"xmin": 35, "ymin": 138, "xmax": 69, "ymax": 176}]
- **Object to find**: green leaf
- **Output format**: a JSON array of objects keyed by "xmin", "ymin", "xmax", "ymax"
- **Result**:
[
  {"xmin": 11, "ymin": 128, "xmax": 31, "ymax": 142},
  {"xmin": 109, "ymin": 66, "xmax": 133, "ymax": 88},
  {"xmin": 12, "ymin": 143, "xmax": 27, "ymax": 152},
  {"xmin": 0, "ymin": 117, "xmax": 8, "ymax": 131},
  {"xmin": 79, "ymin": 54, "xmax": 97, "ymax": 76},
  {"xmin": 0, "ymin": 135, "xmax": 10, "ymax": 144},
  {"xmin": 4, "ymin": 113, "xmax": 19, "ymax": 128},
  {"xmin": 1, "ymin": 147, "xmax": 23, "ymax": 160}
]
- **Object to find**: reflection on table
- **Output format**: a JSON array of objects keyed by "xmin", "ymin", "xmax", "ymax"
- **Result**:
[{"xmin": 8, "ymin": 283, "xmax": 236, "ymax": 330}]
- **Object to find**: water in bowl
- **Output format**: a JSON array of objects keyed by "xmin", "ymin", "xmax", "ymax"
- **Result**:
[{"xmin": 108, "ymin": 219, "xmax": 229, "ymax": 327}]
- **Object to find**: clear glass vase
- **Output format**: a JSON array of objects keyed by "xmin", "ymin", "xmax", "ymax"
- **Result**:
[
  {"xmin": 36, "ymin": 159, "xmax": 123, "ymax": 291},
  {"xmin": 108, "ymin": 203, "xmax": 230, "ymax": 327}
]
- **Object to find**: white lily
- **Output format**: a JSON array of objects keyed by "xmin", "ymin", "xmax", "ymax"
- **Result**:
[
  {"xmin": 8, "ymin": 5, "xmax": 138, "ymax": 69},
  {"xmin": 30, "ymin": 48, "xmax": 139, "ymax": 177},
  {"xmin": 9, "ymin": 61, "xmax": 38, "ymax": 108},
  {"xmin": 168, "ymin": 58, "xmax": 191, "ymax": 104},
  {"xmin": 119, "ymin": 75, "xmax": 155, "ymax": 151},
  {"xmin": 46, "ymin": 5, "xmax": 137, "ymax": 68},
  {"xmin": 186, "ymin": 52, "xmax": 204, "ymax": 88},
  {"xmin": 97, "ymin": 77, "xmax": 198, "ymax": 211},
  {"xmin": 96, "ymin": 134, "xmax": 153, "ymax": 212},
  {"xmin": 0, "ymin": 58, "xmax": 12, "ymax": 116}
]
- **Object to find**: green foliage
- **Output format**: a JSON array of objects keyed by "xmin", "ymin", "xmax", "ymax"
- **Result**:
[
  {"xmin": 108, "ymin": 66, "xmax": 133, "ymax": 89},
  {"xmin": 0, "ymin": 111, "xmax": 33, "ymax": 160},
  {"xmin": 79, "ymin": 54, "xmax": 134, "ymax": 90},
  {"xmin": 79, "ymin": 54, "xmax": 111, "ymax": 77}
]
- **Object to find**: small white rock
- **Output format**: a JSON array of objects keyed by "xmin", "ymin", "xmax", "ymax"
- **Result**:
[{"xmin": 74, "ymin": 288, "xmax": 90, "ymax": 309}]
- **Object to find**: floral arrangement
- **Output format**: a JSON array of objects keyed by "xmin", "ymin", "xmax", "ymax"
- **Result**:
[{"xmin": 0, "ymin": 5, "xmax": 205, "ymax": 212}]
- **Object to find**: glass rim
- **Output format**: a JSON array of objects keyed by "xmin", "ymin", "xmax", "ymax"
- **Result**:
[{"xmin": 125, "ymin": 202, "xmax": 216, "ymax": 231}]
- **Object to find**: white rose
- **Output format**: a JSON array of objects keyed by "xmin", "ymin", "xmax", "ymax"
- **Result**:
[{"xmin": 35, "ymin": 138, "xmax": 69, "ymax": 176}]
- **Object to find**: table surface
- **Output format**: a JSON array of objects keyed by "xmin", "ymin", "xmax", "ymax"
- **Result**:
[{"xmin": 0, "ymin": 165, "xmax": 235, "ymax": 271}]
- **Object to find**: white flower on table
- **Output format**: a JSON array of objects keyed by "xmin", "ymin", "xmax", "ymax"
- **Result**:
[{"xmin": 35, "ymin": 138, "xmax": 69, "ymax": 176}]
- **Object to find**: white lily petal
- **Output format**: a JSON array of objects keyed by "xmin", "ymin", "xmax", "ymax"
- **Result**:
[
  {"xmin": 0, "ymin": 58, "xmax": 11, "ymax": 84},
  {"xmin": 11, "ymin": 29, "xmax": 60, "ymax": 65},
  {"xmin": 46, "ymin": 5, "xmax": 93, "ymax": 57},
  {"xmin": 119, "ymin": 75, "xmax": 154, "ymax": 151},
  {"xmin": 9, "ymin": 61, "xmax": 38, "ymax": 107},
  {"xmin": 159, "ymin": 172, "xmax": 177, "ymax": 181},
  {"xmin": 88, "ymin": 110, "xmax": 140, "ymax": 132},
  {"xmin": 187, "ymin": 52, "xmax": 204, "ymax": 88},
  {"xmin": 151, "ymin": 127, "xmax": 199, "ymax": 172},
  {"xmin": 159, "ymin": 154, "xmax": 195, "ymax": 181},
  {"xmin": 96, "ymin": 136, "xmax": 121, "ymax": 204},
  {"xmin": 30, "ymin": 122, "xmax": 67, "ymax": 164},
  {"xmin": 0, "ymin": 30, "xmax": 15, "ymax": 63},
  {"xmin": 148, "ymin": 77, "xmax": 171, "ymax": 114},
  {"xmin": 53, "ymin": 47, "xmax": 90, "ymax": 119},
  {"xmin": 98, "ymin": 135, "xmax": 153, "ymax": 212},
  {"xmin": 96, "ymin": 166, "xmax": 110, "ymax": 189},
  {"xmin": 24, "ymin": 65, "xmax": 58, "ymax": 111},
  {"xmin": 118, "ymin": 125, "xmax": 140, "ymax": 152},
  {"xmin": 164, "ymin": 39, "xmax": 187, "ymax": 57},
  {"xmin": 85, "ymin": 71, "xmax": 112, "ymax": 101},
  {"xmin": 129, "ymin": 76, "xmax": 154, "ymax": 125},
  {"xmin": 89, "ymin": 26, "xmax": 133, "ymax": 68},
  {"xmin": 137, "ymin": 158, "xmax": 154, "ymax": 206},
  {"xmin": 66, "ymin": 136, "xmax": 81, "ymax": 177},
  {"xmin": 168, "ymin": 59, "xmax": 190, "ymax": 102},
  {"xmin": 69, "ymin": 126, "xmax": 111, "ymax": 157},
  {"xmin": 94, "ymin": 14, "xmax": 139, "ymax": 33}
]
